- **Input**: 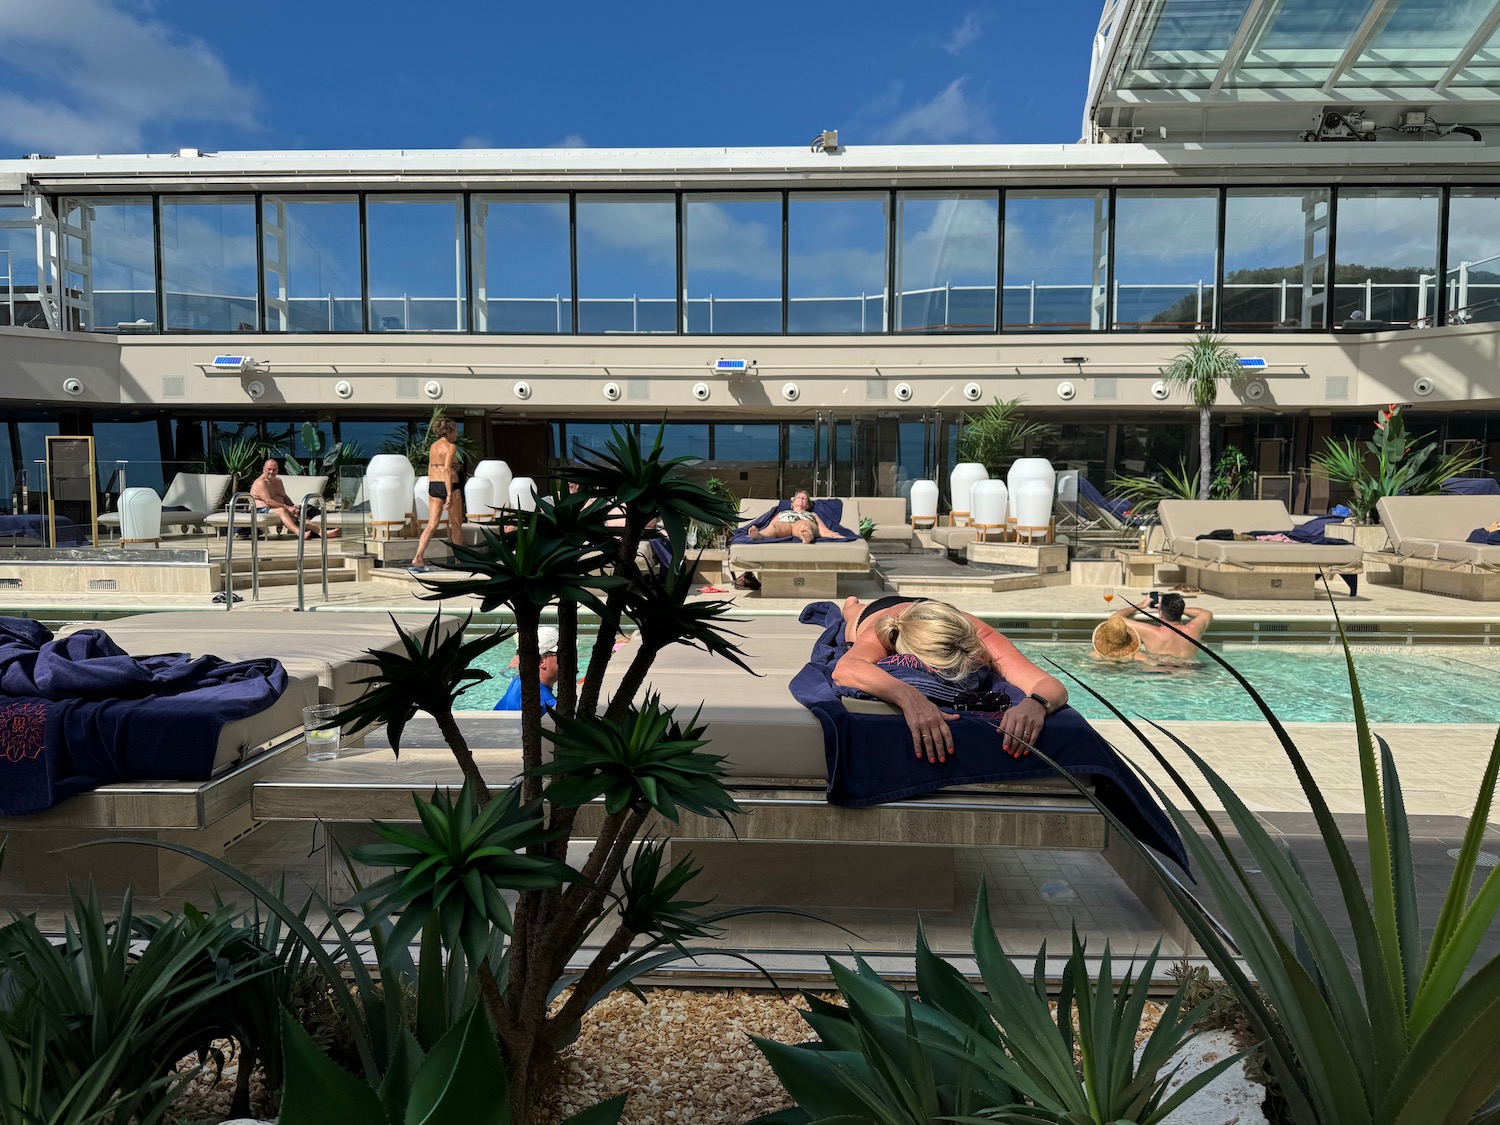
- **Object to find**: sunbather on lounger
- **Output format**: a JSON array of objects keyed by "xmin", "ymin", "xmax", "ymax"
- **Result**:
[
  {"xmin": 746, "ymin": 491, "xmax": 839, "ymax": 544},
  {"xmin": 833, "ymin": 596, "xmax": 1068, "ymax": 763}
]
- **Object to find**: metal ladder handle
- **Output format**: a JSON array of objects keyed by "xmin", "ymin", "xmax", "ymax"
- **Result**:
[
  {"xmin": 295, "ymin": 491, "xmax": 330, "ymax": 611},
  {"xmin": 223, "ymin": 491, "xmax": 261, "ymax": 610}
]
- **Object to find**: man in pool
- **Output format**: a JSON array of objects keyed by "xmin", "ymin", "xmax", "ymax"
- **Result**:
[
  {"xmin": 493, "ymin": 626, "xmax": 560, "ymax": 711},
  {"xmin": 745, "ymin": 490, "xmax": 841, "ymax": 544},
  {"xmin": 1104, "ymin": 592, "xmax": 1213, "ymax": 664}
]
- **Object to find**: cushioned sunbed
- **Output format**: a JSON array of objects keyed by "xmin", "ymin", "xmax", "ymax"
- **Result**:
[
  {"xmin": 1158, "ymin": 499, "xmax": 1363, "ymax": 599},
  {"xmin": 1377, "ymin": 494, "xmax": 1500, "ymax": 567}
]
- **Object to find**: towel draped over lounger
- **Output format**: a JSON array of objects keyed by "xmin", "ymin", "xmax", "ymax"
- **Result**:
[
  {"xmin": 731, "ymin": 499, "xmax": 858, "ymax": 545},
  {"xmin": 0, "ymin": 617, "xmax": 289, "ymax": 815},
  {"xmin": 788, "ymin": 601, "xmax": 1187, "ymax": 869}
]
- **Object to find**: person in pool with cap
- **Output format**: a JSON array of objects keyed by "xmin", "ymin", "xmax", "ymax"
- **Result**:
[
  {"xmin": 1094, "ymin": 593, "xmax": 1213, "ymax": 665},
  {"xmin": 493, "ymin": 626, "xmax": 561, "ymax": 711}
]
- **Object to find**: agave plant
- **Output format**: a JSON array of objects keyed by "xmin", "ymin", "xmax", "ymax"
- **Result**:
[
  {"xmin": 1039, "ymin": 592, "xmax": 1500, "ymax": 1125},
  {"xmin": 752, "ymin": 889, "xmax": 1240, "ymax": 1125}
]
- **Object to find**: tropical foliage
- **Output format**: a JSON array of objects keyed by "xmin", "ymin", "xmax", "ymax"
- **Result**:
[
  {"xmin": 1160, "ymin": 333, "xmax": 1244, "ymax": 499},
  {"xmin": 1106, "ymin": 461, "xmax": 1200, "ymax": 520},
  {"xmin": 381, "ymin": 406, "xmax": 480, "ymax": 474},
  {"xmin": 1311, "ymin": 403, "xmax": 1485, "ymax": 522},
  {"xmin": 1042, "ymin": 594, "xmax": 1500, "ymax": 1125},
  {"xmin": 752, "ymin": 893, "xmax": 1241, "ymax": 1124},
  {"xmin": 955, "ymin": 396, "xmax": 1056, "ymax": 477}
]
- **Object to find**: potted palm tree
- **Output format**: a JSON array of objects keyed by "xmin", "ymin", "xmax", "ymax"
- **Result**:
[
  {"xmin": 1160, "ymin": 333, "xmax": 1244, "ymax": 499},
  {"xmin": 954, "ymin": 396, "xmax": 1056, "ymax": 477}
]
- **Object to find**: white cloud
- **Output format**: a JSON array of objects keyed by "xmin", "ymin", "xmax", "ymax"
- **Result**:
[
  {"xmin": 458, "ymin": 134, "xmax": 494, "ymax": 149},
  {"xmin": 0, "ymin": 0, "xmax": 259, "ymax": 154},
  {"xmin": 550, "ymin": 133, "xmax": 588, "ymax": 149},
  {"xmin": 942, "ymin": 11, "xmax": 988, "ymax": 55},
  {"xmin": 867, "ymin": 78, "xmax": 998, "ymax": 145}
]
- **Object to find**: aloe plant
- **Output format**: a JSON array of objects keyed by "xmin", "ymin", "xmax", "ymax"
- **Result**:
[{"xmin": 1039, "ymin": 593, "xmax": 1500, "ymax": 1125}]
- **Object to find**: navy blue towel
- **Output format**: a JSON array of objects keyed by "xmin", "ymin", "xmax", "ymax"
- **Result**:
[
  {"xmin": 0, "ymin": 617, "xmax": 289, "ymax": 815},
  {"xmin": 788, "ymin": 601, "xmax": 1187, "ymax": 870},
  {"xmin": 730, "ymin": 499, "xmax": 858, "ymax": 545},
  {"xmin": 1467, "ymin": 527, "xmax": 1500, "ymax": 545}
]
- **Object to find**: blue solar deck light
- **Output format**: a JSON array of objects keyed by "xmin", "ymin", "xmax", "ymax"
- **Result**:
[
  {"xmin": 712, "ymin": 358, "xmax": 755, "ymax": 375},
  {"xmin": 211, "ymin": 355, "xmax": 253, "ymax": 372},
  {"xmin": 1238, "ymin": 357, "xmax": 1268, "ymax": 369}
]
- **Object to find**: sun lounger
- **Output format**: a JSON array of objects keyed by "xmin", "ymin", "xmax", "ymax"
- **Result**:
[
  {"xmin": 1158, "ymin": 499, "xmax": 1363, "ymax": 600},
  {"xmin": 727, "ymin": 498, "xmax": 872, "ymax": 597},
  {"xmin": 98, "ymin": 472, "xmax": 231, "ymax": 536},
  {"xmin": 1376, "ymin": 495, "xmax": 1500, "ymax": 600}
]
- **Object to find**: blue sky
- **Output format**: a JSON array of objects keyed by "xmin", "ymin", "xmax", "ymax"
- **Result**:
[{"xmin": 0, "ymin": 0, "xmax": 1101, "ymax": 157}]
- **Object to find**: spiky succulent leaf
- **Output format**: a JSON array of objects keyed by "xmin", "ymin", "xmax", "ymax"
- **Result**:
[
  {"xmin": 625, "ymin": 551, "xmax": 756, "ymax": 674},
  {"xmin": 618, "ymin": 837, "xmax": 722, "ymax": 947},
  {"xmin": 332, "ymin": 613, "xmax": 508, "ymax": 755},
  {"xmin": 351, "ymin": 780, "xmax": 575, "ymax": 970},
  {"xmin": 532, "ymin": 694, "xmax": 741, "ymax": 823}
]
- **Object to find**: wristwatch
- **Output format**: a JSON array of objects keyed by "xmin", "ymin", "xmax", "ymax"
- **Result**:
[{"xmin": 1026, "ymin": 692, "xmax": 1051, "ymax": 712}]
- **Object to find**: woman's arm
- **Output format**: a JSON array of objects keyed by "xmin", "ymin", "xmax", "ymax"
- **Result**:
[
  {"xmin": 971, "ymin": 617, "xmax": 1067, "ymax": 757},
  {"xmin": 833, "ymin": 631, "xmax": 959, "ymax": 763}
]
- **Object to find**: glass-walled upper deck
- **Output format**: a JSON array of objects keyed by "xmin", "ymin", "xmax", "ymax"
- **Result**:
[{"xmin": 7, "ymin": 181, "xmax": 1500, "ymax": 336}]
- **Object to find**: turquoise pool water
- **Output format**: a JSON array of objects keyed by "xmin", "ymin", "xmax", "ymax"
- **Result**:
[{"xmin": 458, "ymin": 638, "xmax": 1500, "ymax": 725}]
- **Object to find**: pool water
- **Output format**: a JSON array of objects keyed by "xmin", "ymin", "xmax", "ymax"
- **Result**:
[{"xmin": 458, "ymin": 636, "xmax": 1500, "ymax": 725}]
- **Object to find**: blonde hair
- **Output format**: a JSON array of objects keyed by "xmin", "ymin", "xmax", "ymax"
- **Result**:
[{"xmin": 874, "ymin": 601, "xmax": 989, "ymax": 680}]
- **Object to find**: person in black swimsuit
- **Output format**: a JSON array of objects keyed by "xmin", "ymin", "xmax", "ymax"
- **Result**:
[{"xmin": 835, "ymin": 595, "xmax": 1067, "ymax": 762}]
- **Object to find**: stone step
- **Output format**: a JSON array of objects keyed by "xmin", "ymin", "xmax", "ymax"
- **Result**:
[{"xmin": 230, "ymin": 567, "xmax": 358, "ymax": 590}]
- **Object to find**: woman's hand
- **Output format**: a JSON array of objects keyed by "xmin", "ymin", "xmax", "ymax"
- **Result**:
[
  {"xmin": 901, "ymin": 694, "xmax": 960, "ymax": 763},
  {"xmin": 998, "ymin": 697, "xmax": 1046, "ymax": 758}
]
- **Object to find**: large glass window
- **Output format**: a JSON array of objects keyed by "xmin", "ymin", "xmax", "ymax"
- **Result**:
[
  {"xmin": 1002, "ymin": 191, "xmax": 1108, "ymax": 331},
  {"xmin": 366, "ymin": 194, "xmax": 467, "ymax": 332},
  {"xmin": 93, "ymin": 419, "xmax": 166, "ymax": 495},
  {"xmin": 712, "ymin": 423, "xmax": 779, "ymax": 462},
  {"xmin": 684, "ymin": 194, "xmax": 781, "ymax": 334},
  {"xmin": 0, "ymin": 199, "xmax": 43, "ymax": 329},
  {"xmin": 895, "ymin": 191, "xmax": 998, "ymax": 333},
  {"xmin": 657, "ymin": 423, "xmax": 710, "ymax": 460},
  {"xmin": 1445, "ymin": 189, "xmax": 1500, "ymax": 326},
  {"xmin": 1334, "ymin": 189, "xmax": 1441, "ymax": 325},
  {"xmin": 788, "ymin": 193, "xmax": 888, "ymax": 334},
  {"xmin": 1222, "ymin": 188, "xmax": 1330, "ymax": 330},
  {"xmin": 472, "ymin": 194, "xmax": 572, "ymax": 333},
  {"xmin": 263, "ymin": 196, "xmax": 361, "ymax": 332},
  {"xmin": 1113, "ymin": 189, "xmax": 1218, "ymax": 331},
  {"xmin": 562, "ymin": 422, "xmax": 634, "ymax": 461},
  {"xmin": 576, "ymin": 194, "xmax": 675, "ymax": 334},
  {"xmin": 160, "ymin": 196, "xmax": 257, "ymax": 331},
  {"xmin": 61, "ymin": 197, "xmax": 156, "ymax": 332}
]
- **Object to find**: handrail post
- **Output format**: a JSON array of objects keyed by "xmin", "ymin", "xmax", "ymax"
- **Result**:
[
  {"xmin": 294, "ymin": 490, "xmax": 331, "ymax": 611},
  {"xmin": 223, "ymin": 490, "xmax": 261, "ymax": 609}
]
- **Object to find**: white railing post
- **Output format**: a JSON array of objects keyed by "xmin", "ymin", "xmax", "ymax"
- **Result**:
[
  {"xmin": 1029, "ymin": 280, "xmax": 1036, "ymax": 325},
  {"xmin": 1279, "ymin": 278, "xmax": 1288, "ymax": 323},
  {"xmin": 1364, "ymin": 277, "xmax": 1373, "ymax": 316}
]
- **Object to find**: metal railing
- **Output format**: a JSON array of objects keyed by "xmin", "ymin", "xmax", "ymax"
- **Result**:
[
  {"xmin": 295, "ymin": 492, "xmax": 330, "ymax": 611},
  {"xmin": 221, "ymin": 492, "xmax": 261, "ymax": 610}
]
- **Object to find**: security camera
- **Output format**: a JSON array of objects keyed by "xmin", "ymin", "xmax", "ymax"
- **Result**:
[
  {"xmin": 692, "ymin": 381, "xmax": 711, "ymax": 401},
  {"xmin": 334, "ymin": 380, "xmax": 353, "ymax": 399},
  {"xmin": 1413, "ymin": 376, "xmax": 1435, "ymax": 397},
  {"xmin": 602, "ymin": 382, "xmax": 622, "ymax": 401},
  {"xmin": 245, "ymin": 380, "xmax": 266, "ymax": 400},
  {"xmin": 1245, "ymin": 380, "xmax": 1267, "ymax": 401},
  {"xmin": 62, "ymin": 377, "xmax": 83, "ymax": 396},
  {"xmin": 1058, "ymin": 381, "xmax": 1077, "ymax": 401},
  {"xmin": 782, "ymin": 382, "xmax": 800, "ymax": 401},
  {"xmin": 423, "ymin": 380, "xmax": 443, "ymax": 400},
  {"xmin": 1150, "ymin": 380, "xmax": 1169, "ymax": 401},
  {"xmin": 513, "ymin": 381, "xmax": 532, "ymax": 400},
  {"xmin": 894, "ymin": 382, "xmax": 913, "ymax": 402},
  {"xmin": 963, "ymin": 382, "xmax": 982, "ymax": 402}
]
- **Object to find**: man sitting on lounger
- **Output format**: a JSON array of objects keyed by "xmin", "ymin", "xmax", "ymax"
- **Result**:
[
  {"xmin": 251, "ymin": 459, "xmax": 338, "ymax": 539},
  {"xmin": 746, "ymin": 490, "xmax": 840, "ymax": 544},
  {"xmin": 1104, "ymin": 593, "xmax": 1212, "ymax": 664}
]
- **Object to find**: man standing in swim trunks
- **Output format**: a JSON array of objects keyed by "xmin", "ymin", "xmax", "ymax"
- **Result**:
[
  {"xmin": 746, "ymin": 490, "xmax": 841, "ymax": 544},
  {"xmin": 1105, "ymin": 593, "xmax": 1213, "ymax": 664}
]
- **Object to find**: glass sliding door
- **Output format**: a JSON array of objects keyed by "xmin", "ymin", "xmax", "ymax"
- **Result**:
[
  {"xmin": 262, "ymin": 195, "xmax": 362, "ymax": 332},
  {"xmin": 160, "ymin": 196, "xmax": 257, "ymax": 331},
  {"xmin": 1222, "ymin": 188, "xmax": 1330, "ymax": 330},
  {"xmin": 471, "ymin": 194, "xmax": 572, "ymax": 333},
  {"xmin": 895, "ymin": 191, "xmax": 998, "ymax": 333},
  {"xmin": 366, "ymin": 194, "xmax": 467, "ymax": 332}
]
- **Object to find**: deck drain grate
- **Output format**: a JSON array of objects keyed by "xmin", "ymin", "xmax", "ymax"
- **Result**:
[{"xmin": 1448, "ymin": 848, "xmax": 1499, "ymax": 868}]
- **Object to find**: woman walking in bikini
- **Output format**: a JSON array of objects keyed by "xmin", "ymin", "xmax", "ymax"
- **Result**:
[{"xmin": 410, "ymin": 417, "xmax": 465, "ymax": 572}]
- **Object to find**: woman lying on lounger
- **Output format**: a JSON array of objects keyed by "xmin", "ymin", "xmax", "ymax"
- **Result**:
[
  {"xmin": 833, "ymin": 596, "xmax": 1068, "ymax": 764},
  {"xmin": 745, "ymin": 490, "xmax": 841, "ymax": 544}
]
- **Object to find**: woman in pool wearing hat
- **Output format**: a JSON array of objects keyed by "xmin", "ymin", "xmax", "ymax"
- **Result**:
[{"xmin": 833, "ymin": 596, "xmax": 1068, "ymax": 764}]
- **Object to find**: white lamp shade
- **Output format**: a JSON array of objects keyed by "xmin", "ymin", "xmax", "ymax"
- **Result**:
[
  {"xmin": 473, "ymin": 459, "xmax": 512, "ymax": 512},
  {"xmin": 1012, "ymin": 479, "xmax": 1054, "ymax": 528},
  {"xmin": 909, "ymin": 479, "xmax": 939, "ymax": 522},
  {"xmin": 463, "ymin": 477, "xmax": 492, "ymax": 515},
  {"xmin": 971, "ymin": 480, "xmax": 1009, "ymax": 527},
  {"xmin": 119, "ymin": 487, "xmax": 161, "ymax": 541},
  {"xmin": 1055, "ymin": 469, "xmax": 1080, "ymax": 504},
  {"xmin": 509, "ymin": 476, "xmax": 538, "ymax": 512},
  {"xmin": 1007, "ymin": 458, "xmax": 1056, "ymax": 518},
  {"xmin": 948, "ymin": 462, "xmax": 989, "ymax": 516},
  {"xmin": 414, "ymin": 476, "xmax": 430, "ymax": 510},
  {"xmin": 366, "ymin": 454, "xmax": 416, "ymax": 485},
  {"xmin": 368, "ymin": 476, "xmax": 408, "ymax": 524}
]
